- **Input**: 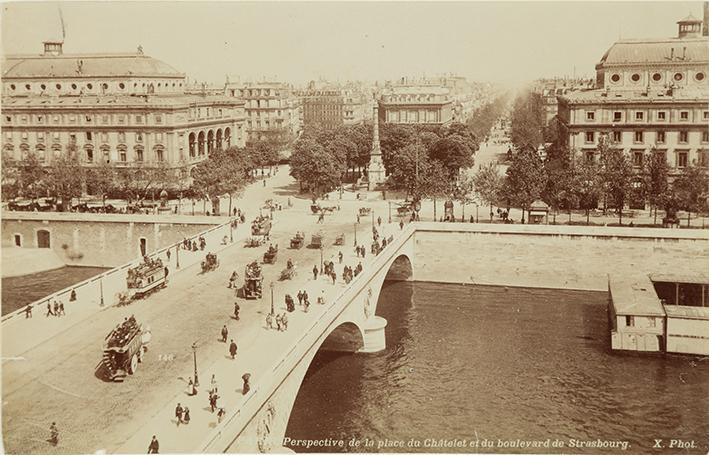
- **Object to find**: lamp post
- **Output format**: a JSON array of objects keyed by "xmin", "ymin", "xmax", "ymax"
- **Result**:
[
  {"xmin": 176, "ymin": 243, "xmax": 180, "ymax": 269},
  {"xmin": 269, "ymin": 282, "xmax": 275, "ymax": 316},
  {"xmin": 353, "ymin": 223, "xmax": 357, "ymax": 246},
  {"xmin": 388, "ymin": 202, "xmax": 392, "ymax": 224},
  {"xmin": 192, "ymin": 200, "xmax": 195, "ymax": 216},
  {"xmin": 230, "ymin": 221, "xmax": 234, "ymax": 243},
  {"xmin": 191, "ymin": 342, "xmax": 199, "ymax": 386},
  {"xmin": 476, "ymin": 204, "xmax": 479, "ymax": 223},
  {"xmin": 319, "ymin": 247, "xmax": 323, "ymax": 274},
  {"xmin": 99, "ymin": 279, "xmax": 105, "ymax": 306}
]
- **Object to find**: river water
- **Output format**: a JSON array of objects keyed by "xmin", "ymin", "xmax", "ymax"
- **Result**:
[
  {"xmin": 1, "ymin": 266, "xmax": 109, "ymax": 315},
  {"xmin": 285, "ymin": 282, "xmax": 709, "ymax": 454}
]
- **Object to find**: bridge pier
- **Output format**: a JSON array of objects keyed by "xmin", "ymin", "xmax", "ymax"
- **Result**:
[{"xmin": 359, "ymin": 316, "xmax": 388, "ymax": 353}]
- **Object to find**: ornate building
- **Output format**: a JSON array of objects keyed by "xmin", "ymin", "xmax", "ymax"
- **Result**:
[
  {"xmin": 1, "ymin": 41, "xmax": 246, "ymax": 181},
  {"xmin": 378, "ymin": 85, "xmax": 453, "ymax": 125},
  {"xmin": 224, "ymin": 80, "xmax": 302, "ymax": 142},
  {"xmin": 558, "ymin": 15, "xmax": 709, "ymax": 180}
]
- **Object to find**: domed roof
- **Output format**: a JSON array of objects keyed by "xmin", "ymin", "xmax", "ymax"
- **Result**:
[
  {"xmin": 2, "ymin": 52, "xmax": 185, "ymax": 79},
  {"xmin": 597, "ymin": 37, "xmax": 709, "ymax": 67}
]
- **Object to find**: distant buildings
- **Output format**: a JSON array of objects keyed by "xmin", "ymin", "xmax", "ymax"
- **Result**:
[
  {"xmin": 298, "ymin": 81, "xmax": 372, "ymax": 130},
  {"xmin": 1, "ymin": 41, "xmax": 246, "ymax": 180},
  {"xmin": 532, "ymin": 78, "xmax": 594, "ymax": 125},
  {"xmin": 378, "ymin": 84, "xmax": 453, "ymax": 125},
  {"xmin": 558, "ymin": 14, "xmax": 709, "ymax": 182},
  {"xmin": 224, "ymin": 80, "xmax": 302, "ymax": 142}
]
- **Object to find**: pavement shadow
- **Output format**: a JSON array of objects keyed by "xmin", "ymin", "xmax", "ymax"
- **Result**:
[{"xmin": 271, "ymin": 182, "xmax": 307, "ymax": 199}]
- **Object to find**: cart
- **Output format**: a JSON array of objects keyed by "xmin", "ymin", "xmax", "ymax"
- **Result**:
[
  {"xmin": 263, "ymin": 245, "xmax": 278, "ymax": 264},
  {"xmin": 290, "ymin": 232, "xmax": 305, "ymax": 249},
  {"xmin": 310, "ymin": 234, "xmax": 323, "ymax": 249},
  {"xmin": 335, "ymin": 233, "xmax": 345, "ymax": 246}
]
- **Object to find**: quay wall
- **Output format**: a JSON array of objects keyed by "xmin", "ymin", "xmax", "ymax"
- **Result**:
[
  {"xmin": 412, "ymin": 223, "xmax": 709, "ymax": 292},
  {"xmin": 1, "ymin": 212, "xmax": 226, "ymax": 268}
]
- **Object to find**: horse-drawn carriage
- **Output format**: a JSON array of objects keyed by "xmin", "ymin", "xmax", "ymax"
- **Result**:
[
  {"xmin": 263, "ymin": 199, "xmax": 277, "ymax": 210},
  {"xmin": 201, "ymin": 252, "xmax": 219, "ymax": 273},
  {"xmin": 396, "ymin": 202, "xmax": 412, "ymax": 216},
  {"xmin": 280, "ymin": 260, "xmax": 297, "ymax": 281},
  {"xmin": 311, "ymin": 204, "xmax": 337, "ymax": 214},
  {"xmin": 358, "ymin": 207, "xmax": 372, "ymax": 216},
  {"xmin": 263, "ymin": 244, "xmax": 278, "ymax": 264},
  {"xmin": 245, "ymin": 237, "xmax": 265, "ymax": 248},
  {"xmin": 335, "ymin": 233, "xmax": 345, "ymax": 245},
  {"xmin": 251, "ymin": 215, "xmax": 272, "ymax": 236},
  {"xmin": 241, "ymin": 261, "xmax": 263, "ymax": 299},
  {"xmin": 310, "ymin": 233, "xmax": 324, "ymax": 249},
  {"xmin": 290, "ymin": 232, "xmax": 305, "ymax": 249}
]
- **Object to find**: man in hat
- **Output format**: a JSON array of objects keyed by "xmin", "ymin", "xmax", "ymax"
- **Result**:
[
  {"xmin": 312, "ymin": 265, "xmax": 318, "ymax": 280},
  {"xmin": 148, "ymin": 435, "xmax": 160, "ymax": 454},
  {"xmin": 233, "ymin": 302, "xmax": 240, "ymax": 320},
  {"xmin": 242, "ymin": 373, "xmax": 251, "ymax": 395},
  {"xmin": 25, "ymin": 305, "xmax": 32, "ymax": 318},
  {"xmin": 221, "ymin": 325, "xmax": 228, "ymax": 343},
  {"xmin": 175, "ymin": 403, "xmax": 184, "ymax": 426},
  {"xmin": 229, "ymin": 340, "xmax": 237, "ymax": 359}
]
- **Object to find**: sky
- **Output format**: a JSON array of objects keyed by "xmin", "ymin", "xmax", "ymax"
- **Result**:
[{"xmin": 1, "ymin": 1, "xmax": 704, "ymax": 87}]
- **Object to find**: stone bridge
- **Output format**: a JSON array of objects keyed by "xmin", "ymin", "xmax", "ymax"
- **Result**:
[{"xmin": 200, "ymin": 223, "xmax": 417, "ymax": 453}]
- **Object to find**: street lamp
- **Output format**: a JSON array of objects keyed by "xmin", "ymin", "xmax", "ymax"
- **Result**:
[
  {"xmin": 319, "ymin": 247, "xmax": 323, "ymax": 274},
  {"xmin": 269, "ymin": 282, "xmax": 275, "ymax": 316},
  {"xmin": 99, "ymin": 279, "xmax": 105, "ymax": 306},
  {"xmin": 192, "ymin": 200, "xmax": 195, "ymax": 216},
  {"xmin": 230, "ymin": 221, "xmax": 234, "ymax": 243},
  {"xmin": 388, "ymin": 202, "xmax": 392, "ymax": 224},
  {"xmin": 476, "ymin": 204, "xmax": 479, "ymax": 223},
  {"xmin": 176, "ymin": 243, "xmax": 180, "ymax": 269},
  {"xmin": 191, "ymin": 342, "xmax": 199, "ymax": 386},
  {"xmin": 353, "ymin": 223, "xmax": 357, "ymax": 246}
]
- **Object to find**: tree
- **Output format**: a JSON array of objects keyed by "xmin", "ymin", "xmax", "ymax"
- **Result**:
[
  {"xmin": 84, "ymin": 161, "xmax": 115, "ymax": 201},
  {"xmin": 510, "ymin": 90, "xmax": 544, "ymax": 151},
  {"xmin": 473, "ymin": 162, "xmax": 503, "ymax": 221},
  {"xmin": 504, "ymin": 146, "xmax": 546, "ymax": 222},
  {"xmin": 672, "ymin": 163, "xmax": 709, "ymax": 226},
  {"xmin": 429, "ymin": 135, "xmax": 475, "ymax": 177},
  {"xmin": 191, "ymin": 148, "xmax": 251, "ymax": 215},
  {"xmin": 542, "ymin": 144, "xmax": 575, "ymax": 224},
  {"xmin": 289, "ymin": 139, "xmax": 344, "ymax": 198},
  {"xmin": 419, "ymin": 159, "xmax": 450, "ymax": 221},
  {"xmin": 643, "ymin": 150, "xmax": 670, "ymax": 225},
  {"xmin": 386, "ymin": 142, "xmax": 427, "ymax": 198},
  {"xmin": 46, "ymin": 149, "xmax": 84, "ymax": 211},
  {"xmin": 574, "ymin": 159, "xmax": 602, "ymax": 225},
  {"xmin": 452, "ymin": 173, "xmax": 476, "ymax": 221},
  {"xmin": 599, "ymin": 145, "xmax": 633, "ymax": 224},
  {"xmin": 1, "ymin": 152, "xmax": 20, "ymax": 199},
  {"xmin": 15, "ymin": 152, "xmax": 47, "ymax": 199},
  {"xmin": 379, "ymin": 123, "xmax": 416, "ymax": 172}
]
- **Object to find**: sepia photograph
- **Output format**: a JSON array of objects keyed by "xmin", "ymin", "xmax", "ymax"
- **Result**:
[{"xmin": 1, "ymin": 1, "xmax": 708, "ymax": 454}]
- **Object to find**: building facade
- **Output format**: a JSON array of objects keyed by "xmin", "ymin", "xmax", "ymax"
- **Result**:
[
  {"xmin": 1, "ymin": 42, "xmax": 246, "ymax": 182},
  {"xmin": 224, "ymin": 80, "xmax": 302, "ymax": 142},
  {"xmin": 299, "ymin": 87, "xmax": 345, "ymax": 130},
  {"xmin": 558, "ymin": 16, "xmax": 709, "ymax": 180},
  {"xmin": 378, "ymin": 85, "xmax": 453, "ymax": 125}
]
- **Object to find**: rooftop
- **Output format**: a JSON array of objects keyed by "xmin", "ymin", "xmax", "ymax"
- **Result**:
[
  {"xmin": 609, "ymin": 274, "xmax": 666, "ymax": 317},
  {"xmin": 560, "ymin": 88, "xmax": 709, "ymax": 104},
  {"xmin": 2, "ymin": 52, "xmax": 185, "ymax": 79},
  {"xmin": 597, "ymin": 37, "xmax": 709, "ymax": 67}
]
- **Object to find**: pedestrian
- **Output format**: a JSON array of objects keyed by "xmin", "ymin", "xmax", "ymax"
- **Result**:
[
  {"xmin": 297, "ymin": 290, "xmax": 303, "ymax": 306},
  {"xmin": 470, "ymin": 215, "xmax": 474, "ymax": 223},
  {"xmin": 233, "ymin": 302, "xmax": 240, "ymax": 320},
  {"xmin": 233, "ymin": 207, "xmax": 237, "ymax": 216},
  {"xmin": 318, "ymin": 289, "xmax": 326, "ymax": 305},
  {"xmin": 166, "ymin": 249, "xmax": 171, "ymax": 261},
  {"xmin": 221, "ymin": 324, "xmax": 228, "ymax": 343},
  {"xmin": 356, "ymin": 214, "xmax": 360, "ymax": 224},
  {"xmin": 399, "ymin": 220, "xmax": 404, "ymax": 230},
  {"xmin": 49, "ymin": 422, "xmax": 59, "ymax": 446},
  {"xmin": 70, "ymin": 289, "xmax": 76, "ymax": 302},
  {"xmin": 263, "ymin": 179, "xmax": 266, "ymax": 187},
  {"xmin": 242, "ymin": 373, "xmax": 251, "ymax": 395},
  {"xmin": 361, "ymin": 247, "xmax": 366, "ymax": 259},
  {"xmin": 210, "ymin": 389, "xmax": 219, "ymax": 412},
  {"xmin": 217, "ymin": 407, "xmax": 226, "ymax": 423},
  {"xmin": 275, "ymin": 313, "xmax": 282, "ymax": 331},
  {"xmin": 338, "ymin": 251, "xmax": 343, "ymax": 264},
  {"xmin": 183, "ymin": 407, "xmax": 191, "ymax": 424},
  {"xmin": 331, "ymin": 271, "xmax": 336, "ymax": 285},
  {"xmin": 53, "ymin": 301, "xmax": 60, "ymax": 317},
  {"xmin": 312, "ymin": 265, "xmax": 318, "ymax": 280},
  {"xmin": 25, "ymin": 305, "xmax": 32, "ymax": 318},
  {"xmin": 187, "ymin": 378, "xmax": 196, "ymax": 396},
  {"xmin": 266, "ymin": 313, "xmax": 273, "ymax": 329},
  {"xmin": 229, "ymin": 340, "xmax": 237, "ymax": 359},
  {"xmin": 377, "ymin": 216, "xmax": 382, "ymax": 227},
  {"xmin": 210, "ymin": 374, "xmax": 218, "ymax": 394},
  {"xmin": 318, "ymin": 212, "xmax": 324, "ymax": 224},
  {"xmin": 175, "ymin": 403, "xmax": 184, "ymax": 426},
  {"xmin": 148, "ymin": 435, "xmax": 160, "ymax": 454},
  {"xmin": 164, "ymin": 266, "xmax": 169, "ymax": 284},
  {"xmin": 303, "ymin": 297, "xmax": 310, "ymax": 313},
  {"xmin": 229, "ymin": 270, "xmax": 238, "ymax": 288},
  {"xmin": 281, "ymin": 313, "xmax": 288, "ymax": 331}
]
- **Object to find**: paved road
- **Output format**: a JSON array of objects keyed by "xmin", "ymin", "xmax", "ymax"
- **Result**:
[{"xmin": 1, "ymin": 166, "xmax": 399, "ymax": 454}]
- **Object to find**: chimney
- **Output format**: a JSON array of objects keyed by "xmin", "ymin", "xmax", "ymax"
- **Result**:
[{"xmin": 43, "ymin": 41, "xmax": 63, "ymax": 56}]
